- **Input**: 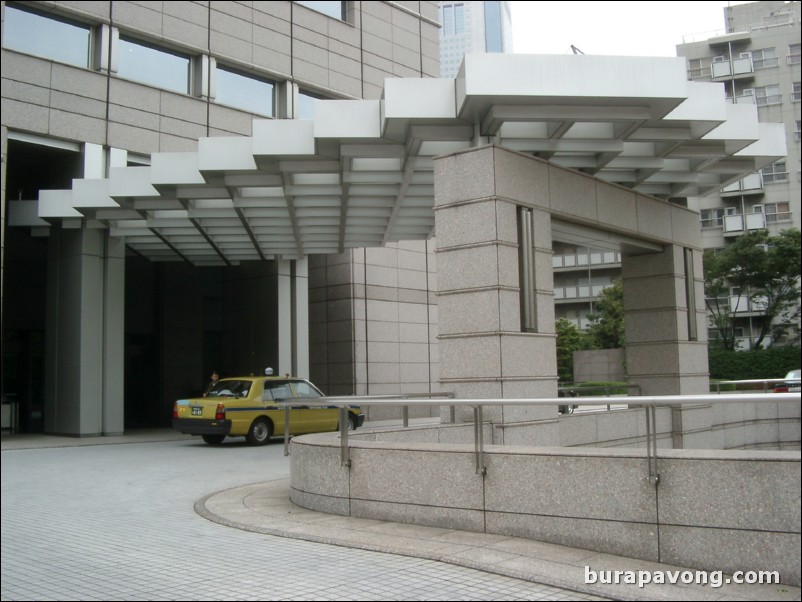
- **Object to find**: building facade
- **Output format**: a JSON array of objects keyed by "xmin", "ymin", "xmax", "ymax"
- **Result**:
[
  {"xmin": 1, "ymin": 0, "xmax": 441, "ymax": 432},
  {"xmin": 438, "ymin": 0, "xmax": 511, "ymax": 78},
  {"xmin": 553, "ymin": 1, "xmax": 801, "ymax": 351},
  {"xmin": 1, "ymin": 1, "xmax": 784, "ymax": 437},
  {"xmin": 677, "ymin": 0, "xmax": 801, "ymax": 350}
]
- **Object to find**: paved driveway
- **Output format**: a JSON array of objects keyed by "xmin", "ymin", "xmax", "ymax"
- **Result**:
[{"xmin": 1, "ymin": 437, "xmax": 592, "ymax": 601}]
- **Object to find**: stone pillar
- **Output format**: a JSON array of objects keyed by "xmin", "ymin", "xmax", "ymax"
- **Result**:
[
  {"xmin": 277, "ymin": 258, "xmax": 310, "ymax": 378},
  {"xmin": 45, "ymin": 226, "xmax": 125, "ymax": 436},
  {"xmin": 434, "ymin": 146, "xmax": 558, "ymax": 444},
  {"xmin": 622, "ymin": 244, "xmax": 709, "ymax": 397}
]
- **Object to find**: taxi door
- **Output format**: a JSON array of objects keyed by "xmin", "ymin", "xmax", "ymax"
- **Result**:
[
  {"xmin": 290, "ymin": 380, "xmax": 335, "ymax": 433},
  {"xmin": 262, "ymin": 380, "xmax": 309, "ymax": 434}
]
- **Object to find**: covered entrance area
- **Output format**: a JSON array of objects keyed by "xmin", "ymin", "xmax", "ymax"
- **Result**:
[{"xmin": 4, "ymin": 54, "xmax": 784, "ymax": 436}]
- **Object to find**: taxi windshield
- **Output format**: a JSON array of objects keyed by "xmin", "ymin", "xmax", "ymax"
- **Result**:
[{"xmin": 207, "ymin": 380, "xmax": 251, "ymax": 398}]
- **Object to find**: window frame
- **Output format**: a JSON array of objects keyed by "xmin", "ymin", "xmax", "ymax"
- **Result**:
[
  {"xmin": 2, "ymin": 2, "xmax": 93, "ymax": 69},
  {"xmin": 213, "ymin": 64, "xmax": 276, "ymax": 117},
  {"xmin": 115, "ymin": 35, "xmax": 192, "ymax": 95}
]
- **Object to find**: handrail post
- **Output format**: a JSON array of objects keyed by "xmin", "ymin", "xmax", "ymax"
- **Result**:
[
  {"xmin": 474, "ymin": 405, "xmax": 486, "ymax": 475},
  {"xmin": 645, "ymin": 404, "xmax": 660, "ymax": 486},
  {"xmin": 403, "ymin": 405, "xmax": 409, "ymax": 427},
  {"xmin": 283, "ymin": 405, "xmax": 291, "ymax": 456},
  {"xmin": 340, "ymin": 407, "xmax": 351, "ymax": 467}
]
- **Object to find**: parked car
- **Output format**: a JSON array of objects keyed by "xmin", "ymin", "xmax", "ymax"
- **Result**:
[
  {"xmin": 172, "ymin": 375, "xmax": 363, "ymax": 445},
  {"xmin": 774, "ymin": 369, "xmax": 801, "ymax": 393}
]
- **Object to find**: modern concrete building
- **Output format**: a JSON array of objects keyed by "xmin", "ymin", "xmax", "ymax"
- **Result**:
[
  {"xmin": 554, "ymin": 1, "xmax": 801, "ymax": 348},
  {"xmin": 438, "ymin": 1, "xmax": 511, "ymax": 78},
  {"xmin": 1, "ymin": 1, "xmax": 785, "ymax": 437},
  {"xmin": 677, "ymin": 0, "xmax": 801, "ymax": 350}
]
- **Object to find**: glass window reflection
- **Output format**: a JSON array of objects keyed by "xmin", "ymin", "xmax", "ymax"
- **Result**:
[
  {"xmin": 116, "ymin": 37, "xmax": 190, "ymax": 94},
  {"xmin": 3, "ymin": 4, "xmax": 91, "ymax": 68},
  {"xmin": 298, "ymin": 91, "xmax": 322, "ymax": 120},
  {"xmin": 215, "ymin": 66, "xmax": 275, "ymax": 116},
  {"xmin": 295, "ymin": 1, "xmax": 345, "ymax": 21}
]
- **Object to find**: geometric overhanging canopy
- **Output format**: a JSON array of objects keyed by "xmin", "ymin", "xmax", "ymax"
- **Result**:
[{"xmin": 14, "ymin": 54, "xmax": 786, "ymax": 266}]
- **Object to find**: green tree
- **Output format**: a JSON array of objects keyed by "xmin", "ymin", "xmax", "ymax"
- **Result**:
[
  {"xmin": 704, "ymin": 229, "xmax": 801, "ymax": 350},
  {"xmin": 586, "ymin": 280, "xmax": 625, "ymax": 349},
  {"xmin": 556, "ymin": 318, "xmax": 585, "ymax": 382}
]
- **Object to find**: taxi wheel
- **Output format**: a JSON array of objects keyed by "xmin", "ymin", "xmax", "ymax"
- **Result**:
[
  {"xmin": 340, "ymin": 413, "xmax": 357, "ymax": 432},
  {"xmin": 246, "ymin": 418, "xmax": 273, "ymax": 446},
  {"xmin": 202, "ymin": 434, "xmax": 225, "ymax": 445}
]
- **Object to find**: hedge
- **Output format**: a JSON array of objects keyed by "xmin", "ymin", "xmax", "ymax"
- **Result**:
[{"xmin": 708, "ymin": 347, "xmax": 800, "ymax": 381}]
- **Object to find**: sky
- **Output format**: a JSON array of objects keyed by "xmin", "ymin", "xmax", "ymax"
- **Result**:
[{"xmin": 510, "ymin": 1, "xmax": 754, "ymax": 57}]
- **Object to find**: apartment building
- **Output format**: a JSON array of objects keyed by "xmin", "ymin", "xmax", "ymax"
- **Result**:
[
  {"xmin": 677, "ymin": 0, "xmax": 801, "ymax": 349},
  {"xmin": 554, "ymin": 1, "xmax": 801, "ymax": 346}
]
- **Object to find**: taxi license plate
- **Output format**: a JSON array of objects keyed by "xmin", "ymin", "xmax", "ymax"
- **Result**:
[{"xmin": 191, "ymin": 407, "xmax": 203, "ymax": 416}]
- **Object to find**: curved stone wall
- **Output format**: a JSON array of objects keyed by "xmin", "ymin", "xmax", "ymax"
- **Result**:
[{"xmin": 290, "ymin": 432, "xmax": 801, "ymax": 585}]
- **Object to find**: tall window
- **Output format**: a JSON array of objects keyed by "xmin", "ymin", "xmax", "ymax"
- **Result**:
[
  {"xmin": 793, "ymin": 82, "xmax": 801, "ymax": 102},
  {"xmin": 215, "ymin": 66, "xmax": 275, "ymax": 116},
  {"xmin": 441, "ymin": 3, "xmax": 464, "ymax": 37},
  {"xmin": 764, "ymin": 202, "xmax": 791, "ymax": 223},
  {"xmin": 687, "ymin": 57, "xmax": 711, "ymax": 79},
  {"xmin": 761, "ymin": 160, "xmax": 788, "ymax": 184},
  {"xmin": 117, "ymin": 37, "xmax": 190, "ymax": 94},
  {"xmin": 2, "ymin": 3, "xmax": 91, "ymax": 68},
  {"xmin": 788, "ymin": 43, "xmax": 801, "ymax": 64},
  {"xmin": 484, "ymin": 1, "xmax": 502, "ymax": 52},
  {"xmin": 700, "ymin": 208, "xmax": 725, "ymax": 228},
  {"xmin": 751, "ymin": 47, "xmax": 778, "ymax": 69},
  {"xmin": 754, "ymin": 84, "xmax": 782, "ymax": 106}
]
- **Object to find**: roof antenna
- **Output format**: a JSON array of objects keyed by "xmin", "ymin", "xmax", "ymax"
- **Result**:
[{"xmin": 571, "ymin": 44, "xmax": 584, "ymax": 55}]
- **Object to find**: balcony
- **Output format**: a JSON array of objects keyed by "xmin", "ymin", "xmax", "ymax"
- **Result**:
[
  {"xmin": 706, "ymin": 295, "xmax": 769, "ymax": 316},
  {"xmin": 731, "ymin": 92, "xmax": 756, "ymax": 105},
  {"xmin": 711, "ymin": 55, "xmax": 754, "ymax": 80},
  {"xmin": 720, "ymin": 173, "xmax": 763, "ymax": 196},
  {"xmin": 734, "ymin": 335, "xmax": 773, "ymax": 351},
  {"xmin": 723, "ymin": 211, "xmax": 766, "ymax": 236},
  {"xmin": 552, "ymin": 251, "xmax": 621, "ymax": 270},
  {"xmin": 554, "ymin": 284, "xmax": 611, "ymax": 303}
]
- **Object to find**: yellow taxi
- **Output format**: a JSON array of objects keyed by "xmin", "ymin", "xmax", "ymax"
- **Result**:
[{"xmin": 172, "ymin": 373, "xmax": 363, "ymax": 445}]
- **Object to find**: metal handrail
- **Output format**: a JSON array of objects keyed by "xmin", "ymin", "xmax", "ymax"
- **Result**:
[
  {"xmin": 713, "ymin": 378, "xmax": 795, "ymax": 393},
  {"xmin": 277, "ymin": 392, "xmax": 455, "ymax": 456},
  {"xmin": 279, "ymin": 392, "xmax": 801, "ymax": 482}
]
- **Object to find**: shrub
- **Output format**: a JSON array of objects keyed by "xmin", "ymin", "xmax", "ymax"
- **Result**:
[{"xmin": 708, "ymin": 346, "xmax": 800, "ymax": 381}]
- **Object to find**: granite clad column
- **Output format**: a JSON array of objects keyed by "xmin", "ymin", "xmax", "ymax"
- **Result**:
[
  {"xmin": 45, "ymin": 226, "xmax": 125, "ymax": 436},
  {"xmin": 434, "ymin": 146, "xmax": 559, "ymax": 445},
  {"xmin": 622, "ymin": 244, "xmax": 711, "ymax": 448}
]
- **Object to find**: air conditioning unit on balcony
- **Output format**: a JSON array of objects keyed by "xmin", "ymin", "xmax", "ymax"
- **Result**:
[
  {"xmin": 752, "ymin": 204, "xmax": 763, "ymax": 213},
  {"xmin": 726, "ymin": 206, "xmax": 738, "ymax": 215},
  {"xmin": 742, "ymin": 88, "xmax": 754, "ymax": 95},
  {"xmin": 739, "ymin": 52, "xmax": 752, "ymax": 59},
  {"xmin": 713, "ymin": 55, "xmax": 727, "ymax": 63}
]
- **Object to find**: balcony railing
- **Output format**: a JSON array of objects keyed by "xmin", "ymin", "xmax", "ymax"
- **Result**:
[
  {"xmin": 554, "ymin": 284, "xmax": 610, "ymax": 301},
  {"xmin": 766, "ymin": 211, "xmax": 792, "ymax": 224},
  {"xmin": 723, "ymin": 212, "xmax": 766, "ymax": 234},
  {"xmin": 706, "ymin": 294, "xmax": 769, "ymax": 314},
  {"xmin": 762, "ymin": 171, "xmax": 789, "ymax": 183},
  {"xmin": 552, "ymin": 251, "xmax": 621, "ymax": 269},
  {"xmin": 711, "ymin": 56, "xmax": 753, "ymax": 79},
  {"xmin": 756, "ymin": 94, "xmax": 783, "ymax": 106},
  {"xmin": 720, "ymin": 172, "xmax": 763, "ymax": 194}
]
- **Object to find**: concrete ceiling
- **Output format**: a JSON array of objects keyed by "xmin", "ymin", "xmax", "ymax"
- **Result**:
[{"xmin": 13, "ymin": 54, "xmax": 786, "ymax": 266}]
